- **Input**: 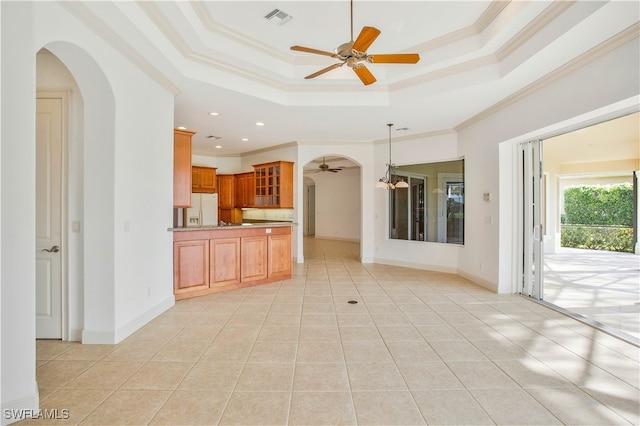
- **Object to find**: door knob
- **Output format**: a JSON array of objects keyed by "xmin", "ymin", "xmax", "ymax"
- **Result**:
[{"xmin": 42, "ymin": 245, "xmax": 60, "ymax": 253}]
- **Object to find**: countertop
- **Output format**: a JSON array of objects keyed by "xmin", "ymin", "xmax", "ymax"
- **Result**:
[{"xmin": 168, "ymin": 222, "xmax": 294, "ymax": 232}]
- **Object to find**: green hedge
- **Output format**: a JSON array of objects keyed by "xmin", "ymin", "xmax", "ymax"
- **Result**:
[
  {"xmin": 561, "ymin": 224, "xmax": 634, "ymax": 253},
  {"xmin": 563, "ymin": 184, "xmax": 633, "ymax": 226}
]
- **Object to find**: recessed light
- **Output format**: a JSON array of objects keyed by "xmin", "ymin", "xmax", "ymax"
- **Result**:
[
  {"xmin": 241, "ymin": 138, "xmax": 249, "ymax": 142},
  {"xmin": 177, "ymin": 126, "xmax": 187, "ymax": 130},
  {"xmin": 255, "ymin": 122, "xmax": 265, "ymax": 126},
  {"xmin": 208, "ymin": 112, "xmax": 219, "ymax": 116},
  {"xmin": 215, "ymin": 145, "xmax": 222, "ymax": 149}
]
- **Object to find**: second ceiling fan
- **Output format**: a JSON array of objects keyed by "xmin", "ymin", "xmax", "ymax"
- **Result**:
[{"xmin": 290, "ymin": 0, "xmax": 420, "ymax": 85}]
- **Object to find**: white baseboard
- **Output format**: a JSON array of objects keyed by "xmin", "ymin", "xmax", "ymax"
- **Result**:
[
  {"xmin": 68, "ymin": 328, "xmax": 82, "ymax": 342},
  {"xmin": 312, "ymin": 235, "xmax": 360, "ymax": 243},
  {"xmin": 373, "ymin": 257, "xmax": 457, "ymax": 274},
  {"xmin": 82, "ymin": 296, "xmax": 175, "ymax": 344},
  {"xmin": 2, "ymin": 391, "xmax": 39, "ymax": 425},
  {"xmin": 81, "ymin": 329, "xmax": 116, "ymax": 345},
  {"xmin": 458, "ymin": 270, "xmax": 499, "ymax": 293}
]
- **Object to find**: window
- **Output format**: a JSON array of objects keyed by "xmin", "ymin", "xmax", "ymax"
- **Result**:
[{"xmin": 389, "ymin": 159, "xmax": 464, "ymax": 244}]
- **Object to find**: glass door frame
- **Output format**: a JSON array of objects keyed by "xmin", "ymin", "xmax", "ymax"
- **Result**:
[{"xmin": 518, "ymin": 140, "xmax": 544, "ymax": 299}]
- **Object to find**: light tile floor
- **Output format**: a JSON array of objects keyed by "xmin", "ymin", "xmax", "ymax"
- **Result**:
[
  {"xmin": 23, "ymin": 238, "xmax": 639, "ymax": 425},
  {"xmin": 543, "ymin": 247, "xmax": 640, "ymax": 341}
]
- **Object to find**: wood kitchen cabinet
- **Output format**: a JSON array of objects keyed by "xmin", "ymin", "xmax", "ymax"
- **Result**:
[
  {"xmin": 268, "ymin": 233, "xmax": 292, "ymax": 278},
  {"xmin": 172, "ymin": 225, "xmax": 292, "ymax": 300},
  {"xmin": 234, "ymin": 172, "xmax": 255, "ymax": 208},
  {"xmin": 240, "ymin": 235, "xmax": 268, "ymax": 282},
  {"xmin": 174, "ymin": 129, "xmax": 195, "ymax": 207},
  {"xmin": 217, "ymin": 175, "xmax": 235, "ymax": 208},
  {"xmin": 173, "ymin": 239, "xmax": 209, "ymax": 295},
  {"xmin": 209, "ymin": 237, "xmax": 241, "ymax": 287},
  {"xmin": 218, "ymin": 174, "xmax": 242, "ymax": 223},
  {"xmin": 192, "ymin": 166, "xmax": 217, "ymax": 193},
  {"xmin": 253, "ymin": 161, "xmax": 294, "ymax": 208}
]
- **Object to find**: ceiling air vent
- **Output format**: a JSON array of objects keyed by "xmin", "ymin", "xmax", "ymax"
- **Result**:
[{"xmin": 264, "ymin": 9, "xmax": 293, "ymax": 26}]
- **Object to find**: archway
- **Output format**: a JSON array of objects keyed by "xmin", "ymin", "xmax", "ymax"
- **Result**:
[
  {"xmin": 302, "ymin": 155, "xmax": 362, "ymax": 257},
  {"xmin": 38, "ymin": 41, "xmax": 116, "ymax": 342}
]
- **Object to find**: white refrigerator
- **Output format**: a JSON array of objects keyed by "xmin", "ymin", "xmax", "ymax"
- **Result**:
[{"xmin": 186, "ymin": 193, "xmax": 218, "ymax": 227}]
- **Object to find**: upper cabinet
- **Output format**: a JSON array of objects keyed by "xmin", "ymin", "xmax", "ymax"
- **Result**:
[
  {"xmin": 234, "ymin": 172, "xmax": 255, "ymax": 208},
  {"xmin": 253, "ymin": 161, "xmax": 294, "ymax": 208},
  {"xmin": 174, "ymin": 129, "xmax": 195, "ymax": 208},
  {"xmin": 192, "ymin": 166, "xmax": 217, "ymax": 193},
  {"xmin": 217, "ymin": 174, "xmax": 235, "ymax": 208}
]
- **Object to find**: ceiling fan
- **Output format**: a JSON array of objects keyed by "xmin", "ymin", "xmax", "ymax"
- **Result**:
[
  {"xmin": 290, "ymin": 0, "xmax": 420, "ymax": 85},
  {"xmin": 309, "ymin": 157, "xmax": 344, "ymax": 173}
]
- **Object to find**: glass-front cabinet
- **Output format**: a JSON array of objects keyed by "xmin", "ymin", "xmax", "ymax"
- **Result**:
[{"xmin": 253, "ymin": 161, "xmax": 294, "ymax": 208}]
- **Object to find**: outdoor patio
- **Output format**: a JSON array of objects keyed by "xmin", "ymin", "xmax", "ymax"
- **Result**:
[{"xmin": 543, "ymin": 247, "xmax": 640, "ymax": 344}]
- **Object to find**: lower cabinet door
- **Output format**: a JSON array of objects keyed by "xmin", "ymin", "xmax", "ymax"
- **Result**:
[
  {"xmin": 268, "ymin": 234, "xmax": 291, "ymax": 278},
  {"xmin": 210, "ymin": 237, "xmax": 241, "ymax": 287},
  {"xmin": 240, "ymin": 235, "xmax": 268, "ymax": 282},
  {"xmin": 174, "ymin": 240, "xmax": 209, "ymax": 294}
]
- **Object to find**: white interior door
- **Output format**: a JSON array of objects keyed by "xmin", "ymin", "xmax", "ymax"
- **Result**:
[
  {"xmin": 36, "ymin": 97, "xmax": 63, "ymax": 339},
  {"xmin": 518, "ymin": 140, "xmax": 544, "ymax": 299}
]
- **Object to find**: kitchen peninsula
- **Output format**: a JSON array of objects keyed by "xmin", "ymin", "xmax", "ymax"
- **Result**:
[{"xmin": 170, "ymin": 223, "xmax": 292, "ymax": 300}]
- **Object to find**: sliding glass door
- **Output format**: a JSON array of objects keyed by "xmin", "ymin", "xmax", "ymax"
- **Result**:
[{"xmin": 518, "ymin": 140, "xmax": 544, "ymax": 299}]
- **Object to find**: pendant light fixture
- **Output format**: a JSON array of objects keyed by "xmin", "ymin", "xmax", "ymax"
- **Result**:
[{"xmin": 376, "ymin": 123, "xmax": 408, "ymax": 189}]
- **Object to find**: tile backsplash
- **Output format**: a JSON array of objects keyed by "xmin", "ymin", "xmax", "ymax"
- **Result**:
[{"xmin": 242, "ymin": 208, "xmax": 294, "ymax": 222}]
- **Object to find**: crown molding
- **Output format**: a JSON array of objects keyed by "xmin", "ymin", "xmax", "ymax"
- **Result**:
[
  {"xmin": 455, "ymin": 23, "xmax": 640, "ymax": 132},
  {"xmin": 239, "ymin": 141, "xmax": 299, "ymax": 157},
  {"xmin": 137, "ymin": 2, "xmax": 291, "ymax": 91},
  {"xmin": 391, "ymin": 54, "xmax": 497, "ymax": 91},
  {"xmin": 411, "ymin": 0, "xmax": 509, "ymax": 52},
  {"xmin": 59, "ymin": 2, "xmax": 180, "ymax": 95},
  {"xmin": 137, "ymin": 0, "xmax": 558, "ymax": 98},
  {"xmin": 189, "ymin": 1, "xmax": 292, "ymax": 63},
  {"xmin": 495, "ymin": 1, "xmax": 575, "ymax": 61},
  {"xmin": 373, "ymin": 129, "xmax": 457, "ymax": 145},
  {"xmin": 476, "ymin": 1, "xmax": 512, "ymax": 33}
]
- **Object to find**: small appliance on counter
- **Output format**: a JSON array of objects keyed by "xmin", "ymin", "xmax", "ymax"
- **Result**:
[{"xmin": 185, "ymin": 193, "xmax": 218, "ymax": 227}]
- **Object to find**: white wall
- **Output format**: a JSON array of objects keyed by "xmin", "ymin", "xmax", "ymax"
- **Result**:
[
  {"xmin": 308, "ymin": 167, "xmax": 361, "ymax": 242},
  {"xmin": 296, "ymin": 144, "xmax": 374, "ymax": 263},
  {"xmin": 35, "ymin": 3, "xmax": 177, "ymax": 342},
  {"xmin": 0, "ymin": 0, "xmax": 4, "ymax": 414},
  {"xmin": 192, "ymin": 154, "xmax": 241, "ymax": 174},
  {"xmin": 2, "ymin": 2, "xmax": 177, "ymax": 419},
  {"xmin": 373, "ymin": 131, "xmax": 462, "ymax": 273},
  {"xmin": 1, "ymin": 2, "xmax": 38, "ymax": 418},
  {"xmin": 460, "ymin": 37, "xmax": 639, "ymax": 293}
]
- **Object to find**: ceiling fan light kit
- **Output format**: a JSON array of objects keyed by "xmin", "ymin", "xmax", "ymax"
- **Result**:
[
  {"xmin": 290, "ymin": 0, "xmax": 420, "ymax": 85},
  {"xmin": 377, "ymin": 123, "xmax": 408, "ymax": 190}
]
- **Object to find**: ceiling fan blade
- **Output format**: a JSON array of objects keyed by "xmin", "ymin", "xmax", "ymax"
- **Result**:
[
  {"xmin": 368, "ymin": 53, "xmax": 420, "ymax": 64},
  {"xmin": 351, "ymin": 26, "xmax": 381, "ymax": 52},
  {"xmin": 291, "ymin": 45, "xmax": 338, "ymax": 58},
  {"xmin": 353, "ymin": 65, "xmax": 376, "ymax": 85},
  {"xmin": 305, "ymin": 63, "xmax": 344, "ymax": 79}
]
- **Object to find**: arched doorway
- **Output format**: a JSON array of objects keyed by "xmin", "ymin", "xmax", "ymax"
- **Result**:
[
  {"xmin": 36, "ymin": 43, "xmax": 116, "ymax": 342},
  {"xmin": 302, "ymin": 156, "xmax": 361, "ymax": 259}
]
